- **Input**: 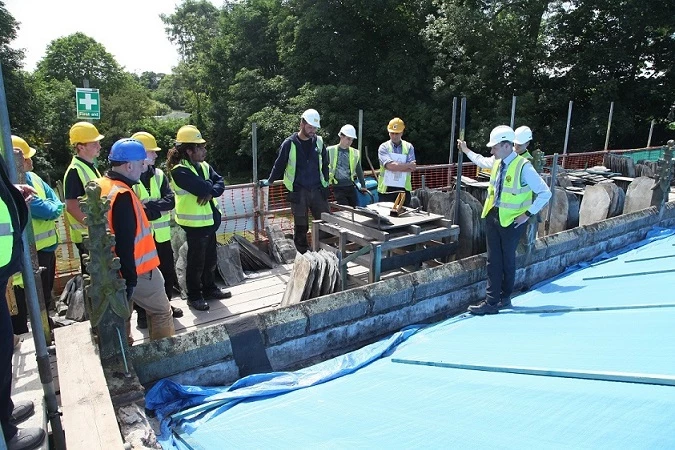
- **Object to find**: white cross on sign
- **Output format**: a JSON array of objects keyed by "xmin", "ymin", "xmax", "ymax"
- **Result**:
[
  {"xmin": 79, "ymin": 93, "xmax": 97, "ymax": 110},
  {"xmin": 75, "ymin": 88, "xmax": 101, "ymax": 119}
]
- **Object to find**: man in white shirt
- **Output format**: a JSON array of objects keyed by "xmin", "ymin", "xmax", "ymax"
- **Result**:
[{"xmin": 458, "ymin": 125, "xmax": 551, "ymax": 315}]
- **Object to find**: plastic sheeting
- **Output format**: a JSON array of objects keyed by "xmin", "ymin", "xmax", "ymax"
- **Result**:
[{"xmin": 146, "ymin": 227, "xmax": 675, "ymax": 449}]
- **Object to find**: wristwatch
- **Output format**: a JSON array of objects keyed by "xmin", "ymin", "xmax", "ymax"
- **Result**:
[{"xmin": 524, "ymin": 211, "xmax": 532, "ymax": 217}]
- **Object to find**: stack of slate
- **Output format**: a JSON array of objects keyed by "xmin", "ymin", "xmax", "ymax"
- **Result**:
[
  {"xmin": 216, "ymin": 243, "xmax": 246, "ymax": 286},
  {"xmin": 280, "ymin": 250, "xmax": 340, "ymax": 307},
  {"xmin": 538, "ymin": 187, "xmax": 580, "ymax": 236},
  {"xmin": 603, "ymin": 153, "xmax": 636, "ymax": 177},
  {"xmin": 424, "ymin": 189, "xmax": 485, "ymax": 259},
  {"xmin": 623, "ymin": 176, "xmax": 663, "ymax": 214},
  {"xmin": 229, "ymin": 234, "xmax": 277, "ymax": 271},
  {"xmin": 578, "ymin": 181, "xmax": 625, "ymax": 226},
  {"xmin": 265, "ymin": 223, "xmax": 297, "ymax": 264},
  {"xmin": 635, "ymin": 161, "xmax": 658, "ymax": 178}
]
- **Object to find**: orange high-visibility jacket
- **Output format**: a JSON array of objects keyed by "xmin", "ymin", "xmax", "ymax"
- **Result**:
[{"xmin": 96, "ymin": 177, "xmax": 160, "ymax": 275}]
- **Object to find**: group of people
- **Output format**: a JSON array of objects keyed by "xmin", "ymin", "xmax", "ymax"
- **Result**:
[{"xmin": 262, "ymin": 109, "xmax": 419, "ymax": 253}]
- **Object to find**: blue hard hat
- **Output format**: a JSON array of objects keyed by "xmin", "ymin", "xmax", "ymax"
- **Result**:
[{"xmin": 109, "ymin": 138, "xmax": 147, "ymax": 162}]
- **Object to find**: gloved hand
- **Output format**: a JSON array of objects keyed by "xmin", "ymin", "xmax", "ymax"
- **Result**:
[{"xmin": 258, "ymin": 179, "xmax": 270, "ymax": 187}]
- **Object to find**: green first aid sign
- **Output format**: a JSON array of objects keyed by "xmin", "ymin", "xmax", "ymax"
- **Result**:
[{"xmin": 76, "ymin": 88, "xmax": 100, "ymax": 119}]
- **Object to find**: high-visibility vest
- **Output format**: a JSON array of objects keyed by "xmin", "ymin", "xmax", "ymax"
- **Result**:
[
  {"xmin": 132, "ymin": 169, "xmax": 172, "ymax": 243},
  {"xmin": 63, "ymin": 156, "xmax": 100, "ymax": 244},
  {"xmin": 327, "ymin": 145, "xmax": 360, "ymax": 184},
  {"xmin": 377, "ymin": 140, "xmax": 412, "ymax": 193},
  {"xmin": 282, "ymin": 136, "xmax": 328, "ymax": 191},
  {"xmin": 12, "ymin": 173, "xmax": 60, "ymax": 288},
  {"xmin": 96, "ymin": 177, "xmax": 159, "ymax": 275},
  {"xmin": 171, "ymin": 160, "xmax": 221, "ymax": 228},
  {"xmin": 481, "ymin": 155, "xmax": 533, "ymax": 226},
  {"xmin": 0, "ymin": 197, "xmax": 14, "ymax": 268},
  {"xmin": 520, "ymin": 150, "xmax": 532, "ymax": 161}
]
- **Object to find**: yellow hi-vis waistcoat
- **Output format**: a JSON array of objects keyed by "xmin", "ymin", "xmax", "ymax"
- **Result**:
[
  {"xmin": 12, "ymin": 173, "xmax": 60, "ymax": 287},
  {"xmin": 377, "ymin": 140, "xmax": 412, "ymax": 193},
  {"xmin": 282, "ymin": 136, "xmax": 328, "ymax": 192},
  {"xmin": 481, "ymin": 155, "xmax": 533, "ymax": 226},
  {"xmin": 132, "ymin": 169, "xmax": 171, "ymax": 243},
  {"xmin": 171, "ymin": 160, "xmax": 221, "ymax": 228},
  {"xmin": 63, "ymin": 156, "xmax": 100, "ymax": 244},
  {"xmin": 327, "ymin": 145, "xmax": 360, "ymax": 184},
  {"xmin": 520, "ymin": 150, "xmax": 532, "ymax": 161},
  {"xmin": 0, "ymin": 197, "xmax": 14, "ymax": 268},
  {"xmin": 96, "ymin": 177, "xmax": 160, "ymax": 275}
]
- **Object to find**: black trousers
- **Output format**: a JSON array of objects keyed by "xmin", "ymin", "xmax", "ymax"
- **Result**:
[
  {"xmin": 485, "ymin": 208, "xmax": 527, "ymax": 305},
  {"xmin": 11, "ymin": 250, "xmax": 56, "ymax": 335},
  {"xmin": 333, "ymin": 185, "xmax": 358, "ymax": 207},
  {"xmin": 289, "ymin": 187, "xmax": 330, "ymax": 254},
  {"xmin": 183, "ymin": 227, "xmax": 218, "ymax": 301},
  {"xmin": 378, "ymin": 187, "xmax": 411, "ymax": 207},
  {"xmin": 0, "ymin": 275, "xmax": 17, "ymax": 441}
]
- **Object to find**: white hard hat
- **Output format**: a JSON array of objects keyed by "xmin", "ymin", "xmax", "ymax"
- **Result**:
[
  {"xmin": 339, "ymin": 124, "xmax": 357, "ymax": 139},
  {"xmin": 486, "ymin": 125, "xmax": 516, "ymax": 147},
  {"xmin": 514, "ymin": 126, "xmax": 533, "ymax": 145},
  {"xmin": 301, "ymin": 109, "xmax": 321, "ymax": 128}
]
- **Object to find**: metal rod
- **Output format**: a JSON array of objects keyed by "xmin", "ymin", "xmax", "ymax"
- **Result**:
[
  {"xmin": 604, "ymin": 101, "xmax": 614, "ymax": 151},
  {"xmin": 625, "ymin": 254, "xmax": 675, "ymax": 263},
  {"xmin": 358, "ymin": 109, "xmax": 363, "ymax": 153},
  {"xmin": 544, "ymin": 153, "xmax": 559, "ymax": 235},
  {"xmin": 391, "ymin": 358, "xmax": 675, "ymax": 387},
  {"xmin": 252, "ymin": 122, "xmax": 259, "ymax": 241},
  {"xmin": 647, "ymin": 119, "xmax": 655, "ymax": 147},
  {"xmin": 562, "ymin": 101, "xmax": 573, "ymax": 168},
  {"xmin": 510, "ymin": 95, "xmax": 517, "ymax": 128},
  {"xmin": 448, "ymin": 97, "xmax": 457, "ymax": 187},
  {"xmin": 453, "ymin": 97, "xmax": 466, "ymax": 226},
  {"xmin": 583, "ymin": 268, "xmax": 675, "ymax": 281},
  {"xmin": 0, "ymin": 62, "xmax": 66, "ymax": 449}
]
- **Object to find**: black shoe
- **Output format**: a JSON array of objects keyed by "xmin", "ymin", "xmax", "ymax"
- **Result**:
[
  {"xmin": 136, "ymin": 314, "xmax": 148, "ymax": 330},
  {"xmin": 10, "ymin": 400, "xmax": 34, "ymax": 425},
  {"xmin": 498, "ymin": 299, "xmax": 512, "ymax": 309},
  {"xmin": 7, "ymin": 427, "xmax": 45, "ymax": 450},
  {"xmin": 468, "ymin": 301, "xmax": 500, "ymax": 316},
  {"xmin": 188, "ymin": 298, "xmax": 210, "ymax": 311},
  {"xmin": 171, "ymin": 306, "xmax": 184, "ymax": 318},
  {"xmin": 204, "ymin": 288, "xmax": 232, "ymax": 300}
]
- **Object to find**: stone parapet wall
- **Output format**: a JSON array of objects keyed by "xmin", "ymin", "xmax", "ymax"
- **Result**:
[{"xmin": 132, "ymin": 203, "xmax": 675, "ymax": 387}]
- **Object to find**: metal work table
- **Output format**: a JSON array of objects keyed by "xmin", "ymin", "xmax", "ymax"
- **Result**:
[{"xmin": 312, "ymin": 203, "xmax": 459, "ymax": 289}]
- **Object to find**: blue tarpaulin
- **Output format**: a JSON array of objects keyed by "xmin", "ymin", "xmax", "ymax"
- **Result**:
[{"xmin": 147, "ymin": 227, "xmax": 675, "ymax": 449}]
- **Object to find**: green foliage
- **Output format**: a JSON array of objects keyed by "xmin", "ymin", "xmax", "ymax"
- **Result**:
[{"xmin": 36, "ymin": 32, "xmax": 125, "ymax": 94}]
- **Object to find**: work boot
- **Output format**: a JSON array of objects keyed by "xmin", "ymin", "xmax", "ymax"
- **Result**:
[
  {"xmin": 468, "ymin": 301, "xmax": 499, "ymax": 316},
  {"xmin": 188, "ymin": 297, "xmax": 210, "ymax": 311},
  {"xmin": 204, "ymin": 288, "xmax": 232, "ymax": 300},
  {"xmin": 6, "ymin": 427, "xmax": 45, "ymax": 450},
  {"xmin": 498, "ymin": 298, "xmax": 512, "ymax": 309},
  {"xmin": 10, "ymin": 400, "xmax": 34, "ymax": 425},
  {"xmin": 171, "ymin": 306, "xmax": 184, "ymax": 318}
]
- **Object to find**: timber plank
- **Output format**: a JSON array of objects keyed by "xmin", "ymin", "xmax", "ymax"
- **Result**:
[{"xmin": 54, "ymin": 322, "xmax": 124, "ymax": 450}]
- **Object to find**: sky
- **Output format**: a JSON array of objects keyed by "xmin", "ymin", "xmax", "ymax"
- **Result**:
[{"xmin": 4, "ymin": 0, "xmax": 221, "ymax": 75}]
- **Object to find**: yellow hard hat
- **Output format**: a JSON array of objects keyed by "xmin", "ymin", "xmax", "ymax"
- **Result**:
[
  {"xmin": 387, "ymin": 117, "xmax": 405, "ymax": 133},
  {"xmin": 175, "ymin": 125, "xmax": 206, "ymax": 144},
  {"xmin": 11, "ymin": 135, "xmax": 35, "ymax": 158},
  {"xmin": 131, "ymin": 131, "xmax": 161, "ymax": 151},
  {"xmin": 69, "ymin": 122, "xmax": 104, "ymax": 145}
]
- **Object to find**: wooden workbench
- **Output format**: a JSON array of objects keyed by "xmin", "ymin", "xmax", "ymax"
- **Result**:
[{"xmin": 312, "ymin": 204, "xmax": 459, "ymax": 288}]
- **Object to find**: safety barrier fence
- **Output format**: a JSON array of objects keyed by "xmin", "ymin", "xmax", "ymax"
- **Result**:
[{"xmin": 51, "ymin": 146, "xmax": 665, "ymax": 293}]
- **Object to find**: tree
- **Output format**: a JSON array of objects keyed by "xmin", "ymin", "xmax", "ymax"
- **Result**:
[{"xmin": 36, "ymin": 32, "xmax": 125, "ymax": 94}]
